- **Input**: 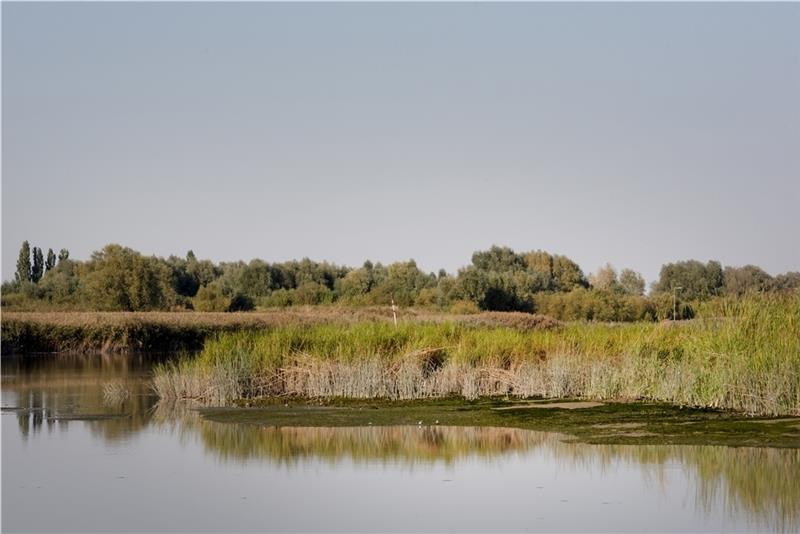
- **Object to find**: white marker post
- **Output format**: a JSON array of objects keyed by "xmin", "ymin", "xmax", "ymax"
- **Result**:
[{"xmin": 391, "ymin": 298, "xmax": 398, "ymax": 327}]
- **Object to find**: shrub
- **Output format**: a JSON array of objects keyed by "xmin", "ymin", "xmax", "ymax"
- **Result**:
[
  {"xmin": 228, "ymin": 294, "xmax": 255, "ymax": 312},
  {"xmin": 193, "ymin": 284, "xmax": 230, "ymax": 312},
  {"xmin": 449, "ymin": 299, "xmax": 480, "ymax": 314}
]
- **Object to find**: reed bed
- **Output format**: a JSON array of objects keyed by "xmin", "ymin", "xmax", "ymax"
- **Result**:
[
  {"xmin": 153, "ymin": 294, "xmax": 800, "ymax": 416},
  {"xmin": 0, "ymin": 307, "xmax": 558, "ymax": 353}
]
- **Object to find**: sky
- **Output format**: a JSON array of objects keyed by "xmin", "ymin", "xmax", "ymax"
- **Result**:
[{"xmin": 3, "ymin": 2, "xmax": 799, "ymax": 286}]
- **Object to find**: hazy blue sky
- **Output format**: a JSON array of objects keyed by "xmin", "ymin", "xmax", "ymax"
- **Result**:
[{"xmin": 3, "ymin": 3, "xmax": 799, "ymax": 285}]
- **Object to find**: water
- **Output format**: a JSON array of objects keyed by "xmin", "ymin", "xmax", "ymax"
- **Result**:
[{"xmin": 2, "ymin": 354, "xmax": 797, "ymax": 533}]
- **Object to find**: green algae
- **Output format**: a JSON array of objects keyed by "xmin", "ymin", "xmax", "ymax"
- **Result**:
[{"xmin": 199, "ymin": 397, "xmax": 800, "ymax": 448}]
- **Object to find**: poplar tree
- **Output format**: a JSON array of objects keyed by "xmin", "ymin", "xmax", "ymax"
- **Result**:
[
  {"xmin": 31, "ymin": 247, "xmax": 45, "ymax": 283},
  {"xmin": 15, "ymin": 241, "xmax": 32, "ymax": 283},
  {"xmin": 45, "ymin": 248, "xmax": 57, "ymax": 272}
]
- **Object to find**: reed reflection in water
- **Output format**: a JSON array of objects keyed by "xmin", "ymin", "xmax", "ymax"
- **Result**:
[
  {"xmin": 2, "ymin": 354, "xmax": 798, "ymax": 532},
  {"xmin": 152, "ymin": 401, "xmax": 800, "ymax": 531}
]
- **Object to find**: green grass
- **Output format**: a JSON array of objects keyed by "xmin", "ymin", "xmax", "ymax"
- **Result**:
[
  {"xmin": 154, "ymin": 293, "xmax": 800, "ymax": 416},
  {"xmin": 0, "ymin": 308, "xmax": 557, "ymax": 353}
]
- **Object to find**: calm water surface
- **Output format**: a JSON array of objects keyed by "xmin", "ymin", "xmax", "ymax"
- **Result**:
[{"xmin": 2, "ymin": 354, "xmax": 797, "ymax": 533}]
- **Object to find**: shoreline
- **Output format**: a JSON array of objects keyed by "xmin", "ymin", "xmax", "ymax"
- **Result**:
[{"xmin": 196, "ymin": 397, "xmax": 800, "ymax": 449}]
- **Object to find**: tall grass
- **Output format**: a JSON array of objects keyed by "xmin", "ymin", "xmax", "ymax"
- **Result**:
[
  {"xmin": 1, "ymin": 308, "xmax": 557, "ymax": 353},
  {"xmin": 153, "ymin": 294, "xmax": 800, "ymax": 415}
]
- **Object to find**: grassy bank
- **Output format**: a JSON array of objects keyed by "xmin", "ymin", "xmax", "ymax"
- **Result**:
[
  {"xmin": 153, "ymin": 294, "xmax": 800, "ymax": 416},
  {"xmin": 0, "ymin": 308, "xmax": 558, "ymax": 353}
]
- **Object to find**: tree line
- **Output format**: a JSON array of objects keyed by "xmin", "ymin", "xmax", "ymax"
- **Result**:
[{"xmin": 3, "ymin": 242, "xmax": 798, "ymax": 321}]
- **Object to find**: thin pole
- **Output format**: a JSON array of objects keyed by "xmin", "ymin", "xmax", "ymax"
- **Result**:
[{"xmin": 391, "ymin": 298, "xmax": 398, "ymax": 327}]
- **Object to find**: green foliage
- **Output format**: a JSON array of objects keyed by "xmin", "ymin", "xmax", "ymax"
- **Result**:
[
  {"xmin": 155, "ymin": 293, "xmax": 800, "ymax": 415},
  {"xmin": 37, "ymin": 259, "xmax": 80, "ymax": 305},
  {"xmin": 192, "ymin": 284, "xmax": 230, "ymax": 312},
  {"xmin": 648, "ymin": 291, "xmax": 695, "ymax": 320},
  {"xmin": 45, "ymin": 248, "xmax": 57, "ymax": 273},
  {"xmin": 3, "ymin": 242, "xmax": 796, "ymax": 322},
  {"xmin": 534, "ymin": 288, "xmax": 657, "ymax": 322},
  {"xmin": 618, "ymin": 268, "xmax": 646, "ymax": 296},
  {"xmin": 260, "ymin": 289, "xmax": 293, "ymax": 308},
  {"xmin": 589, "ymin": 264, "xmax": 619, "ymax": 292},
  {"xmin": 31, "ymin": 247, "xmax": 44, "ymax": 283},
  {"xmin": 228, "ymin": 293, "xmax": 256, "ymax": 312},
  {"xmin": 588, "ymin": 265, "xmax": 646, "ymax": 297},
  {"xmin": 82, "ymin": 244, "xmax": 176, "ymax": 311},
  {"xmin": 550, "ymin": 254, "xmax": 590, "ymax": 291},
  {"xmin": 654, "ymin": 260, "xmax": 724, "ymax": 301},
  {"xmin": 452, "ymin": 246, "xmax": 588, "ymax": 312},
  {"xmin": 337, "ymin": 262, "xmax": 380, "ymax": 301},
  {"xmin": 337, "ymin": 260, "xmax": 437, "ymax": 307},
  {"xmin": 16, "ymin": 241, "xmax": 31, "ymax": 284},
  {"xmin": 292, "ymin": 282, "xmax": 334, "ymax": 305},
  {"xmin": 723, "ymin": 265, "xmax": 773, "ymax": 296},
  {"xmin": 448, "ymin": 299, "xmax": 480, "ymax": 314},
  {"xmin": 774, "ymin": 272, "xmax": 800, "ymax": 292}
]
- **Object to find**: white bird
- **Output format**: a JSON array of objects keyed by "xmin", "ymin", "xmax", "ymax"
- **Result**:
[{"xmin": 418, "ymin": 421, "xmax": 422, "ymax": 425}]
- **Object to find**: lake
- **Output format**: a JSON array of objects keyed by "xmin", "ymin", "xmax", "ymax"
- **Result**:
[{"xmin": 1, "ymin": 354, "xmax": 796, "ymax": 532}]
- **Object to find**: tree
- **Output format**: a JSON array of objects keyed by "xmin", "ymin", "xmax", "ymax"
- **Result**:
[
  {"xmin": 292, "ymin": 282, "xmax": 333, "ymax": 305},
  {"xmin": 31, "ymin": 247, "xmax": 45, "ymax": 283},
  {"xmin": 45, "ymin": 249, "xmax": 57, "ymax": 272},
  {"xmin": 589, "ymin": 264, "xmax": 619, "ymax": 292},
  {"xmin": 58, "ymin": 249, "xmax": 70, "ymax": 263},
  {"xmin": 454, "ymin": 266, "xmax": 531, "ymax": 312},
  {"xmin": 471, "ymin": 246, "xmax": 525, "ymax": 272},
  {"xmin": 82, "ymin": 244, "xmax": 176, "ymax": 310},
  {"xmin": 618, "ymin": 269, "xmax": 645, "ymax": 296},
  {"xmin": 337, "ymin": 264, "xmax": 377, "ymax": 301},
  {"xmin": 228, "ymin": 293, "xmax": 256, "ymax": 311},
  {"xmin": 167, "ymin": 254, "xmax": 200, "ymax": 297},
  {"xmin": 551, "ymin": 254, "xmax": 588, "ymax": 291},
  {"xmin": 238, "ymin": 260, "xmax": 273, "ymax": 298},
  {"xmin": 37, "ymin": 259, "xmax": 79, "ymax": 304},
  {"xmin": 773, "ymin": 272, "xmax": 800, "ymax": 292},
  {"xmin": 15, "ymin": 241, "xmax": 31, "ymax": 284},
  {"xmin": 723, "ymin": 265, "xmax": 773, "ymax": 296},
  {"xmin": 192, "ymin": 284, "xmax": 230, "ymax": 312},
  {"xmin": 653, "ymin": 260, "xmax": 725, "ymax": 301}
]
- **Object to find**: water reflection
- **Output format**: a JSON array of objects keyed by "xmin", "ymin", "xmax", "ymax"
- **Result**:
[
  {"xmin": 2, "ymin": 354, "xmax": 798, "ymax": 532},
  {"xmin": 154, "ymin": 402, "xmax": 547, "ymax": 466},
  {"xmin": 154, "ymin": 404, "xmax": 799, "ymax": 531},
  {"xmin": 2, "ymin": 354, "xmax": 159, "ymax": 441}
]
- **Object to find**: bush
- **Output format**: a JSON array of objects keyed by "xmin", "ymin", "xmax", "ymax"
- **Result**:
[
  {"xmin": 261, "ymin": 289, "xmax": 293, "ymax": 308},
  {"xmin": 192, "ymin": 284, "xmax": 230, "ymax": 312},
  {"xmin": 228, "ymin": 294, "xmax": 255, "ymax": 312},
  {"xmin": 449, "ymin": 299, "xmax": 480, "ymax": 315},
  {"xmin": 649, "ymin": 292, "xmax": 694, "ymax": 321},
  {"xmin": 534, "ymin": 288, "xmax": 658, "ymax": 322}
]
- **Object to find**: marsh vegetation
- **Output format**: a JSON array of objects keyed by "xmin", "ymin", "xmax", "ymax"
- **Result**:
[
  {"xmin": 3, "ymin": 352, "xmax": 799, "ymax": 532},
  {"xmin": 153, "ymin": 293, "xmax": 800, "ymax": 416}
]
